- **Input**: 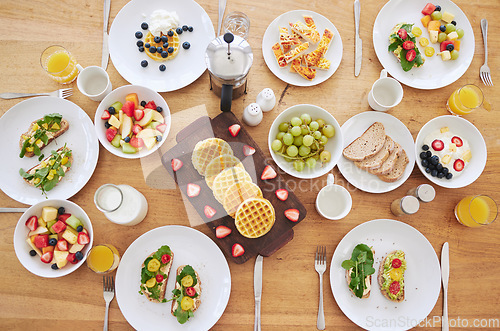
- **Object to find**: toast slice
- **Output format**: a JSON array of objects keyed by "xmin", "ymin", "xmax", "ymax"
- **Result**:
[
  {"xmin": 378, "ymin": 149, "xmax": 409, "ymax": 182},
  {"xmin": 20, "ymin": 115, "xmax": 69, "ymax": 158},
  {"xmin": 171, "ymin": 265, "xmax": 201, "ymax": 324},
  {"xmin": 343, "ymin": 122, "xmax": 386, "ymax": 161},
  {"xmin": 139, "ymin": 246, "xmax": 174, "ymax": 303},
  {"xmin": 369, "ymin": 142, "xmax": 401, "ymax": 175},
  {"xmin": 378, "ymin": 250, "xmax": 406, "ymax": 302},
  {"xmin": 354, "ymin": 136, "xmax": 395, "ymax": 170}
]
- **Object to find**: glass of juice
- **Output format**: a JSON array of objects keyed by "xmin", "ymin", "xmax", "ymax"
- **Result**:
[
  {"xmin": 86, "ymin": 244, "xmax": 120, "ymax": 274},
  {"xmin": 40, "ymin": 45, "xmax": 79, "ymax": 84},
  {"xmin": 446, "ymin": 84, "xmax": 484, "ymax": 116},
  {"xmin": 454, "ymin": 195, "xmax": 498, "ymax": 227}
]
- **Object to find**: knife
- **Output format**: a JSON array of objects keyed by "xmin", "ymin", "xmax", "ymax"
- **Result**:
[
  {"xmin": 254, "ymin": 255, "xmax": 263, "ymax": 331},
  {"xmin": 354, "ymin": 0, "xmax": 362, "ymax": 76},
  {"xmin": 0, "ymin": 208, "xmax": 28, "ymax": 213},
  {"xmin": 441, "ymin": 242, "xmax": 449, "ymax": 331},
  {"xmin": 101, "ymin": 0, "xmax": 111, "ymax": 70}
]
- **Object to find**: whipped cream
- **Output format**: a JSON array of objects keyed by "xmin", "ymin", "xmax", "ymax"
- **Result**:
[{"xmin": 148, "ymin": 10, "xmax": 179, "ymax": 37}]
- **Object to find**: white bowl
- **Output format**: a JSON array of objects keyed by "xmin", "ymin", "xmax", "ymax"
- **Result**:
[
  {"xmin": 415, "ymin": 115, "xmax": 487, "ymax": 188},
  {"xmin": 268, "ymin": 104, "xmax": 343, "ymax": 179},
  {"xmin": 94, "ymin": 85, "xmax": 171, "ymax": 159},
  {"xmin": 14, "ymin": 199, "xmax": 94, "ymax": 278}
]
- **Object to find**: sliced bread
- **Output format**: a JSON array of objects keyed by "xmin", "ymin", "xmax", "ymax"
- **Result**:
[
  {"xmin": 343, "ymin": 122, "xmax": 386, "ymax": 161},
  {"xmin": 354, "ymin": 136, "xmax": 395, "ymax": 170},
  {"xmin": 378, "ymin": 149, "xmax": 409, "ymax": 183},
  {"xmin": 369, "ymin": 143, "xmax": 402, "ymax": 175}
]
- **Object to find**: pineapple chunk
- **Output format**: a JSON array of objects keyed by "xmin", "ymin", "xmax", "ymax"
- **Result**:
[
  {"xmin": 440, "ymin": 127, "xmax": 449, "ymax": 133},
  {"xmin": 462, "ymin": 150, "xmax": 472, "ymax": 162},
  {"xmin": 29, "ymin": 226, "xmax": 50, "ymax": 236},
  {"xmin": 51, "ymin": 123, "xmax": 60, "ymax": 130},
  {"xmin": 429, "ymin": 30, "xmax": 438, "ymax": 44},
  {"xmin": 69, "ymin": 243, "xmax": 85, "ymax": 254},
  {"xmin": 449, "ymin": 143, "xmax": 457, "ymax": 152},
  {"xmin": 54, "ymin": 250, "xmax": 69, "ymax": 263},
  {"xmin": 57, "ymin": 258, "xmax": 69, "ymax": 269},
  {"xmin": 440, "ymin": 50, "xmax": 451, "ymax": 61},
  {"xmin": 442, "ymin": 155, "xmax": 452, "ymax": 164},
  {"xmin": 442, "ymin": 12, "xmax": 455, "ymax": 23},
  {"xmin": 108, "ymin": 115, "xmax": 121, "ymax": 129},
  {"xmin": 447, "ymin": 32, "xmax": 458, "ymax": 41},
  {"xmin": 62, "ymin": 227, "xmax": 78, "ymax": 245},
  {"xmin": 42, "ymin": 206, "xmax": 58, "ymax": 222}
]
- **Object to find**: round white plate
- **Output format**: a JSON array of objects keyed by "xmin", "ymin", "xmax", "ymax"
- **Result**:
[
  {"xmin": 337, "ymin": 112, "xmax": 415, "ymax": 193},
  {"xmin": 0, "ymin": 97, "xmax": 99, "ymax": 205},
  {"xmin": 330, "ymin": 219, "xmax": 441, "ymax": 331},
  {"xmin": 13, "ymin": 199, "xmax": 93, "ymax": 278},
  {"xmin": 262, "ymin": 10, "xmax": 343, "ymax": 86},
  {"xmin": 415, "ymin": 115, "xmax": 486, "ymax": 188},
  {"xmin": 373, "ymin": 0, "xmax": 474, "ymax": 89},
  {"xmin": 109, "ymin": 0, "xmax": 215, "ymax": 92},
  {"xmin": 115, "ymin": 225, "xmax": 231, "ymax": 330},
  {"xmin": 94, "ymin": 85, "xmax": 171, "ymax": 159}
]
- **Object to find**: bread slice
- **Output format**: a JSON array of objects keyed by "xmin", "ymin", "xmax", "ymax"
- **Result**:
[
  {"xmin": 20, "ymin": 118, "xmax": 69, "ymax": 157},
  {"xmin": 354, "ymin": 136, "xmax": 395, "ymax": 170},
  {"xmin": 378, "ymin": 149, "xmax": 409, "ymax": 182},
  {"xmin": 369, "ymin": 143, "xmax": 402, "ymax": 176},
  {"xmin": 343, "ymin": 122, "xmax": 386, "ymax": 161},
  {"xmin": 140, "ymin": 249, "xmax": 174, "ymax": 303},
  {"xmin": 378, "ymin": 250, "xmax": 405, "ymax": 302},
  {"xmin": 22, "ymin": 146, "xmax": 73, "ymax": 189},
  {"xmin": 172, "ymin": 265, "xmax": 202, "ymax": 316}
]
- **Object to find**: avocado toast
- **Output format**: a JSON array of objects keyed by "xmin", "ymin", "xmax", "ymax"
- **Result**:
[
  {"xmin": 171, "ymin": 265, "xmax": 201, "ymax": 324},
  {"xmin": 139, "ymin": 245, "xmax": 174, "ymax": 303},
  {"xmin": 19, "ymin": 113, "xmax": 69, "ymax": 158},
  {"xmin": 378, "ymin": 250, "xmax": 406, "ymax": 302},
  {"xmin": 388, "ymin": 23, "xmax": 424, "ymax": 71}
]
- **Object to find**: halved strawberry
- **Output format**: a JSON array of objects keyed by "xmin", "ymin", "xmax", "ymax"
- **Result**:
[
  {"xmin": 453, "ymin": 159, "xmax": 465, "ymax": 172},
  {"xmin": 275, "ymin": 189, "xmax": 289, "ymax": 201},
  {"xmin": 101, "ymin": 110, "xmax": 111, "ymax": 120},
  {"xmin": 216, "ymin": 225, "xmax": 231, "ymax": 238},
  {"xmin": 232, "ymin": 243, "xmax": 245, "ymax": 257},
  {"xmin": 204, "ymin": 205, "xmax": 216, "ymax": 218},
  {"xmin": 56, "ymin": 239, "xmax": 68, "ymax": 251},
  {"xmin": 121, "ymin": 100, "xmax": 135, "ymax": 117},
  {"xmin": 40, "ymin": 251, "xmax": 53, "ymax": 264},
  {"xmin": 171, "ymin": 158, "xmax": 183, "ymax": 171},
  {"xmin": 25, "ymin": 216, "xmax": 38, "ymax": 231},
  {"xmin": 156, "ymin": 123, "xmax": 168, "ymax": 133},
  {"xmin": 106, "ymin": 127, "xmax": 117, "ymax": 142},
  {"xmin": 431, "ymin": 139, "xmax": 444, "ymax": 151},
  {"xmin": 261, "ymin": 165, "xmax": 277, "ymax": 180},
  {"xmin": 132, "ymin": 124, "xmax": 143, "ymax": 135},
  {"xmin": 77, "ymin": 232, "xmax": 90, "ymax": 245},
  {"xmin": 134, "ymin": 108, "xmax": 144, "ymax": 121},
  {"xmin": 228, "ymin": 124, "xmax": 241, "ymax": 137},
  {"xmin": 58, "ymin": 213, "xmax": 72, "ymax": 223},
  {"xmin": 130, "ymin": 137, "xmax": 144, "ymax": 148},
  {"xmin": 451, "ymin": 136, "xmax": 463, "ymax": 147},
  {"xmin": 243, "ymin": 145, "xmax": 255, "ymax": 156},
  {"xmin": 284, "ymin": 209, "xmax": 300, "ymax": 222},
  {"xmin": 187, "ymin": 183, "xmax": 201, "ymax": 197},
  {"xmin": 144, "ymin": 101, "xmax": 157, "ymax": 110}
]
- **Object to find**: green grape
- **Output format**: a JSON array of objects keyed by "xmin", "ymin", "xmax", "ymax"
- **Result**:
[
  {"xmin": 306, "ymin": 157, "xmax": 317, "ymax": 169},
  {"xmin": 271, "ymin": 139, "xmax": 282, "ymax": 151},
  {"xmin": 298, "ymin": 145, "xmax": 311, "ymax": 157},
  {"xmin": 293, "ymin": 135, "xmax": 303, "ymax": 146},
  {"xmin": 286, "ymin": 145, "xmax": 299, "ymax": 157},
  {"xmin": 283, "ymin": 133, "xmax": 294, "ymax": 145},
  {"xmin": 290, "ymin": 117, "xmax": 302, "ymax": 126},
  {"xmin": 316, "ymin": 119, "xmax": 326, "ymax": 129},
  {"xmin": 290, "ymin": 126, "xmax": 302, "ymax": 136},
  {"xmin": 313, "ymin": 131, "xmax": 322, "ymax": 140},
  {"xmin": 300, "ymin": 124, "xmax": 309, "ymax": 135},
  {"xmin": 456, "ymin": 28, "xmax": 464, "ymax": 39},
  {"xmin": 450, "ymin": 50, "xmax": 459, "ymax": 60},
  {"xmin": 445, "ymin": 24, "xmax": 456, "ymax": 34},
  {"xmin": 319, "ymin": 135, "xmax": 328, "ymax": 145},
  {"xmin": 309, "ymin": 121, "xmax": 319, "ymax": 131},
  {"xmin": 431, "ymin": 11, "xmax": 442, "ymax": 20},
  {"xmin": 311, "ymin": 143, "xmax": 318, "ymax": 151},
  {"xmin": 276, "ymin": 132, "xmax": 285, "ymax": 140},
  {"xmin": 438, "ymin": 32, "xmax": 447, "ymax": 43},
  {"xmin": 320, "ymin": 150, "xmax": 331, "ymax": 163},
  {"xmin": 278, "ymin": 122, "xmax": 289, "ymax": 132},
  {"xmin": 303, "ymin": 134, "xmax": 314, "ymax": 147},
  {"xmin": 322, "ymin": 124, "xmax": 335, "ymax": 138},
  {"xmin": 312, "ymin": 153, "xmax": 320, "ymax": 161},
  {"xmin": 300, "ymin": 113, "xmax": 312, "ymax": 125},
  {"xmin": 293, "ymin": 160, "xmax": 305, "ymax": 172}
]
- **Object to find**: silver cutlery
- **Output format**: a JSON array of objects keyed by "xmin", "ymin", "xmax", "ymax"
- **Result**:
[
  {"xmin": 441, "ymin": 242, "xmax": 450, "ymax": 331},
  {"xmin": 315, "ymin": 246, "xmax": 326, "ymax": 330},
  {"xmin": 254, "ymin": 255, "xmax": 263, "ymax": 331},
  {"xmin": 480, "ymin": 19, "xmax": 492, "ymax": 86},
  {"xmin": 217, "ymin": 0, "xmax": 227, "ymax": 36},
  {"xmin": 354, "ymin": 0, "xmax": 362, "ymax": 77},
  {"xmin": 0, "ymin": 88, "xmax": 72, "ymax": 100},
  {"xmin": 101, "ymin": 0, "xmax": 111, "ymax": 70},
  {"xmin": 103, "ymin": 275, "xmax": 115, "ymax": 331},
  {"xmin": 0, "ymin": 208, "xmax": 28, "ymax": 213}
]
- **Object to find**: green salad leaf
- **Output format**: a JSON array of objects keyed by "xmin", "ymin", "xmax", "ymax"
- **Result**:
[{"xmin": 341, "ymin": 244, "xmax": 375, "ymax": 298}]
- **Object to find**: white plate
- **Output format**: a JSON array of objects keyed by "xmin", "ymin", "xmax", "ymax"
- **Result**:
[
  {"xmin": 115, "ymin": 225, "xmax": 231, "ymax": 330},
  {"xmin": 373, "ymin": 0, "xmax": 474, "ymax": 89},
  {"xmin": 415, "ymin": 115, "xmax": 486, "ymax": 188},
  {"xmin": 0, "ymin": 97, "xmax": 99, "ymax": 205},
  {"xmin": 337, "ymin": 112, "xmax": 415, "ymax": 193},
  {"xmin": 268, "ymin": 104, "xmax": 343, "ymax": 179},
  {"xmin": 330, "ymin": 219, "xmax": 441, "ymax": 331},
  {"xmin": 13, "ymin": 199, "xmax": 94, "ymax": 278},
  {"xmin": 94, "ymin": 85, "xmax": 171, "ymax": 159},
  {"xmin": 109, "ymin": 0, "xmax": 215, "ymax": 92},
  {"xmin": 262, "ymin": 10, "xmax": 343, "ymax": 86}
]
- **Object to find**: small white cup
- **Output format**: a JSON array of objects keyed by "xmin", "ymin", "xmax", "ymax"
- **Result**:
[
  {"xmin": 76, "ymin": 65, "xmax": 112, "ymax": 101},
  {"xmin": 315, "ymin": 174, "xmax": 352, "ymax": 220},
  {"xmin": 367, "ymin": 69, "xmax": 403, "ymax": 112}
]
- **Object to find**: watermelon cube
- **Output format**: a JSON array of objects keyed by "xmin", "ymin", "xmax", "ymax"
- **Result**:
[
  {"xmin": 34, "ymin": 234, "xmax": 49, "ymax": 248},
  {"xmin": 121, "ymin": 101, "xmax": 135, "ymax": 118},
  {"xmin": 422, "ymin": 3, "xmax": 436, "ymax": 15},
  {"xmin": 51, "ymin": 220, "xmax": 67, "ymax": 234}
]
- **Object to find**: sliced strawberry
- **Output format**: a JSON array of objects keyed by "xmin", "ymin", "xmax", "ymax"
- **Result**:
[
  {"xmin": 144, "ymin": 101, "xmax": 157, "ymax": 110},
  {"xmin": 156, "ymin": 274, "xmax": 164, "ymax": 283},
  {"xmin": 451, "ymin": 136, "xmax": 463, "ymax": 147},
  {"xmin": 161, "ymin": 254, "xmax": 171, "ymax": 264},
  {"xmin": 186, "ymin": 183, "xmax": 201, "ymax": 197},
  {"xmin": 204, "ymin": 205, "xmax": 217, "ymax": 219},
  {"xmin": 402, "ymin": 40, "xmax": 415, "ymax": 50},
  {"xmin": 453, "ymin": 159, "xmax": 465, "ymax": 172},
  {"xmin": 275, "ymin": 189, "xmax": 289, "ymax": 201},
  {"xmin": 77, "ymin": 232, "xmax": 90, "ymax": 245},
  {"xmin": 171, "ymin": 158, "xmax": 183, "ymax": 171},
  {"xmin": 58, "ymin": 213, "xmax": 72, "ymax": 223},
  {"xmin": 228, "ymin": 124, "xmax": 241, "ymax": 137},
  {"xmin": 232, "ymin": 243, "xmax": 245, "ymax": 257},
  {"xmin": 156, "ymin": 123, "xmax": 168, "ymax": 133},
  {"xmin": 34, "ymin": 234, "xmax": 49, "ymax": 248},
  {"xmin": 261, "ymin": 165, "xmax": 277, "ymax": 180},
  {"xmin": 56, "ymin": 239, "xmax": 68, "ymax": 251},
  {"xmin": 101, "ymin": 110, "xmax": 111, "ymax": 120},
  {"xmin": 134, "ymin": 108, "xmax": 145, "ymax": 121},
  {"xmin": 397, "ymin": 28, "xmax": 407, "ymax": 40},
  {"xmin": 105, "ymin": 127, "xmax": 117, "ymax": 142},
  {"xmin": 405, "ymin": 49, "xmax": 416, "ymax": 62},
  {"xmin": 121, "ymin": 101, "xmax": 135, "ymax": 117},
  {"xmin": 132, "ymin": 124, "xmax": 143, "ymax": 135},
  {"xmin": 40, "ymin": 251, "xmax": 53, "ymax": 264},
  {"xmin": 51, "ymin": 220, "xmax": 67, "ymax": 234},
  {"xmin": 130, "ymin": 137, "xmax": 144, "ymax": 148},
  {"xmin": 431, "ymin": 139, "xmax": 444, "ymax": 151},
  {"xmin": 25, "ymin": 216, "xmax": 38, "ymax": 231},
  {"xmin": 284, "ymin": 209, "xmax": 300, "ymax": 222},
  {"xmin": 243, "ymin": 145, "xmax": 255, "ymax": 156},
  {"xmin": 66, "ymin": 253, "xmax": 78, "ymax": 264},
  {"xmin": 216, "ymin": 225, "xmax": 232, "ymax": 238}
]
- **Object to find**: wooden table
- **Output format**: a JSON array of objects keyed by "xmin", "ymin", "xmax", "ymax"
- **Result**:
[{"xmin": 1, "ymin": 0, "xmax": 499, "ymax": 329}]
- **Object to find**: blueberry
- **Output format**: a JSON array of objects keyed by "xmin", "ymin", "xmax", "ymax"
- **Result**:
[
  {"xmin": 51, "ymin": 263, "xmax": 59, "ymax": 270},
  {"xmin": 138, "ymin": 46, "xmax": 145, "ymax": 52},
  {"xmin": 426, "ymin": 151, "xmax": 432, "ymax": 158},
  {"xmin": 156, "ymin": 46, "xmax": 163, "ymax": 53},
  {"xmin": 49, "ymin": 238, "xmax": 57, "ymax": 246},
  {"xmin": 135, "ymin": 31, "xmax": 143, "ymax": 39},
  {"xmin": 29, "ymin": 250, "xmax": 37, "ymax": 257},
  {"xmin": 154, "ymin": 36, "xmax": 161, "ymax": 43},
  {"xmin": 104, "ymin": 121, "xmax": 111, "ymax": 129},
  {"xmin": 425, "ymin": 167, "xmax": 431, "ymax": 173},
  {"xmin": 431, "ymin": 169, "xmax": 438, "ymax": 177},
  {"xmin": 442, "ymin": 167, "xmax": 449, "ymax": 175},
  {"xmin": 149, "ymin": 46, "xmax": 157, "ymax": 53},
  {"xmin": 140, "ymin": 100, "xmax": 146, "ymax": 107},
  {"xmin": 156, "ymin": 106, "xmax": 163, "ymax": 113},
  {"xmin": 422, "ymin": 144, "xmax": 429, "ymax": 151},
  {"xmin": 430, "ymin": 156, "xmax": 439, "ymax": 165},
  {"xmin": 436, "ymin": 163, "xmax": 443, "ymax": 171},
  {"xmin": 156, "ymin": 135, "xmax": 162, "ymax": 142},
  {"xmin": 145, "ymin": 43, "xmax": 150, "ymax": 48},
  {"xmin": 159, "ymin": 64, "xmax": 166, "ymax": 71},
  {"xmin": 446, "ymin": 173, "xmax": 453, "ymax": 179},
  {"xmin": 437, "ymin": 172, "xmax": 445, "ymax": 178},
  {"xmin": 108, "ymin": 106, "xmax": 116, "ymax": 114},
  {"xmin": 446, "ymin": 44, "xmax": 454, "ymax": 51},
  {"xmin": 435, "ymin": 5, "xmax": 441, "ymax": 11},
  {"xmin": 163, "ymin": 42, "xmax": 169, "ymax": 48},
  {"xmin": 182, "ymin": 25, "xmax": 188, "ymax": 31},
  {"xmin": 124, "ymin": 136, "xmax": 131, "ymax": 143},
  {"xmin": 182, "ymin": 42, "xmax": 190, "ymax": 49},
  {"xmin": 136, "ymin": 40, "xmax": 144, "ymax": 47},
  {"xmin": 168, "ymin": 47, "xmax": 174, "ymax": 53},
  {"xmin": 428, "ymin": 164, "xmax": 436, "ymax": 170},
  {"xmin": 58, "ymin": 207, "xmax": 65, "ymax": 215},
  {"xmin": 440, "ymin": 25, "xmax": 446, "ymax": 32},
  {"xmin": 420, "ymin": 151, "xmax": 428, "ymax": 159},
  {"xmin": 161, "ymin": 51, "xmax": 168, "ymax": 58},
  {"xmin": 188, "ymin": 26, "xmax": 193, "ymax": 32},
  {"xmin": 161, "ymin": 35, "xmax": 168, "ymax": 43},
  {"xmin": 141, "ymin": 60, "xmax": 148, "ymax": 67},
  {"xmin": 141, "ymin": 22, "xmax": 148, "ymax": 30},
  {"xmin": 167, "ymin": 30, "xmax": 174, "ymax": 37},
  {"xmin": 76, "ymin": 225, "xmax": 83, "ymax": 232},
  {"xmin": 75, "ymin": 251, "xmax": 84, "ymax": 261},
  {"xmin": 451, "ymin": 20, "xmax": 457, "ymax": 26},
  {"xmin": 176, "ymin": 27, "xmax": 183, "ymax": 34},
  {"xmin": 421, "ymin": 159, "xmax": 429, "ymax": 167}
]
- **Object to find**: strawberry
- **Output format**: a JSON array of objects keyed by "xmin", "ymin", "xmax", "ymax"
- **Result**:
[
  {"xmin": 275, "ymin": 189, "xmax": 289, "ymax": 201},
  {"xmin": 101, "ymin": 110, "xmax": 111, "ymax": 120},
  {"xmin": 232, "ymin": 243, "xmax": 245, "ymax": 257},
  {"xmin": 204, "ymin": 205, "xmax": 216, "ymax": 219},
  {"xmin": 77, "ymin": 232, "xmax": 90, "ymax": 245},
  {"xmin": 243, "ymin": 145, "xmax": 255, "ymax": 156},
  {"xmin": 228, "ymin": 124, "xmax": 241, "ymax": 137},
  {"xmin": 171, "ymin": 158, "xmax": 183, "ymax": 171},
  {"xmin": 397, "ymin": 28, "xmax": 407, "ymax": 40},
  {"xmin": 451, "ymin": 136, "xmax": 463, "ymax": 147},
  {"xmin": 134, "ymin": 108, "xmax": 144, "ymax": 121},
  {"xmin": 156, "ymin": 123, "xmax": 168, "ymax": 133},
  {"xmin": 261, "ymin": 165, "xmax": 277, "ymax": 180},
  {"xmin": 405, "ymin": 49, "xmax": 416, "ymax": 62},
  {"xmin": 284, "ymin": 209, "xmax": 300, "ymax": 222},
  {"xmin": 453, "ymin": 159, "xmax": 465, "ymax": 172},
  {"xmin": 144, "ymin": 101, "xmax": 157, "ymax": 110},
  {"xmin": 431, "ymin": 139, "xmax": 444, "ymax": 151},
  {"xmin": 40, "ymin": 251, "xmax": 53, "ymax": 264},
  {"xmin": 130, "ymin": 137, "xmax": 144, "ymax": 149},
  {"xmin": 58, "ymin": 213, "xmax": 72, "ymax": 223},
  {"xmin": 66, "ymin": 253, "xmax": 78, "ymax": 264},
  {"xmin": 121, "ymin": 100, "xmax": 135, "ymax": 117},
  {"xmin": 105, "ymin": 127, "xmax": 117, "ymax": 142},
  {"xmin": 216, "ymin": 225, "xmax": 232, "ymax": 238},
  {"xmin": 186, "ymin": 183, "xmax": 201, "ymax": 197},
  {"xmin": 34, "ymin": 234, "xmax": 49, "ymax": 248},
  {"xmin": 132, "ymin": 124, "xmax": 143, "ymax": 135},
  {"xmin": 56, "ymin": 239, "xmax": 68, "ymax": 251},
  {"xmin": 51, "ymin": 220, "xmax": 67, "ymax": 233},
  {"xmin": 25, "ymin": 216, "xmax": 38, "ymax": 231},
  {"xmin": 402, "ymin": 40, "xmax": 415, "ymax": 50}
]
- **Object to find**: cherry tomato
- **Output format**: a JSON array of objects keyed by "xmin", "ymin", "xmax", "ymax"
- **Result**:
[
  {"xmin": 402, "ymin": 40, "xmax": 415, "ymax": 50},
  {"xmin": 392, "ymin": 258, "xmax": 402, "ymax": 268},
  {"xmin": 161, "ymin": 254, "xmax": 171, "ymax": 264},
  {"xmin": 146, "ymin": 277, "xmax": 157, "ymax": 288},
  {"xmin": 156, "ymin": 274, "xmax": 164, "ymax": 283},
  {"xmin": 181, "ymin": 296, "xmax": 194, "ymax": 310},
  {"xmin": 185, "ymin": 286, "xmax": 196, "ymax": 297},
  {"xmin": 147, "ymin": 258, "xmax": 161, "ymax": 272},
  {"xmin": 406, "ymin": 49, "xmax": 416, "ymax": 62},
  {"xmin": 389, "ymin": 281, "xmax": 401, "ymax": 295},
  {"xmin": 389, "ymin": 268, "xmax": 403, "ymax": 281},
  {"xmin": 397, "ymin": 28, "xmax": 407, "ymax": 40},
  {"xmin": 181, "ymin": 275, "xmax": 194, "ymax": 287}
]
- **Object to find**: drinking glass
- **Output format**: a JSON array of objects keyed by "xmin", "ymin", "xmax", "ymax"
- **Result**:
[
  {"xmin": 446, "ymin": 84, "xmax": 484, "ymax": 116},
  {"xmin": 40, "ymin": 45, "xmax": 79, "ymax": 84},
  {"xmin": 454, "ymin": 195, "xmax": 498, "ymax": 227},
  {"xmin": 86, "ymin": 244, "xmax": 120, "ymax": 274},
  {"xmin": 223, "ymin": 11, "xmax": 250, "ymax": 40}
]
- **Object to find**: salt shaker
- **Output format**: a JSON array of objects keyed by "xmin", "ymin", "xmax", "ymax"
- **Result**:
[
  {"xmin": 390, "ymin": 195, "xmax": 420, "ymax": 217},
  {"xmin": 242, "ymin": 103, "xmax": 263, "ymax": 126},
  {"xmin": 256, "ymin": 88, "xmax": 276, "ymax": 112},
  {"xmin": 407, "ymin": 184, "xmax": 435, "ymax": 203}
]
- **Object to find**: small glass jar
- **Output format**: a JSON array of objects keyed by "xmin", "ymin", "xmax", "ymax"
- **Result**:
[
  {"xmin": 391, "ymin": 195, "xmax": 420, "ymax": 217},
  {"xmin": 407, "ymin": 184, "xmax": 435, "ymax": 203},
  {"xmin": 223, "ymin": 11, "xmax": 250, "ymax": 40}
]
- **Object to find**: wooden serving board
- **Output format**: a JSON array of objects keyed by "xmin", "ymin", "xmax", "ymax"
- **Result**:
[{"xmin": 161, "ymin": 111, "xmax": 307, "ymax": 264}]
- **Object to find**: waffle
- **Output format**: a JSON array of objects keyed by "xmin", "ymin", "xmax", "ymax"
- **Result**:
[
  {"xmin": 191, "ymin": 138, "xmax": 233, "ymax": 176},
  {"xmin": 144, "ymin": 31, "xmax": 180, "ymax": 62},
  {"xmin": 234, "ymin": 197, "xmax": 275, "ymax": 238},
  {"xmin": 223, "ymin": 181, "xmax": 263, "ymax": 217},
  {"xmin": 205, "ymin": 154, "xmax": 244, "ymax": 189},
  {"xmin": 212, "ymin": 167, "xmax": 252, "ymax": 204}
]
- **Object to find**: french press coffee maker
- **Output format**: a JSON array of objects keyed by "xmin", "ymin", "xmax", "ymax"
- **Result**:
[{"xmin": 205, "ymin": 33, "xmax": 253, "ymax": 112}]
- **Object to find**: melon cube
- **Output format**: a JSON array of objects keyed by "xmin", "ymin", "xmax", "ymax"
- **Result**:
[
  {"xmin": 427, "ymin": 20, "xmax": 441, "ymax": 32},
  {"xmin": 447, "ymin": 31, "xmax": 458, "ymax": 41},
  {"xmin": 421, "ymin": 15, "xmax": 432, "ymax": 28},
  {"xmin": 442, "ymin": 12, "xmax": 455, "ymax": 23},
  {"xmin": 42, "ymin": 207, "xmax": 58, "ymax": 222},
  {"xmin": 440, "ymin": 50, "xmax": 451, "ymax": 61},
  {"xmin": 62, "ymin": 226, "xmax": 78, "ymax": 245}
]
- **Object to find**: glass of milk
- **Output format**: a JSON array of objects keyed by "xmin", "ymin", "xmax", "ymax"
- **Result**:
[{"xmin": 94, "ymin": 184, "xmax": 148, "ymax": 226}]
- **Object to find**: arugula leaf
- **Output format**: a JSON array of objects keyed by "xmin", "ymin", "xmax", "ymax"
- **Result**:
[
  {"xmin": 341, "ymin": 260, "xmax": 355, "ymax": 270},
  {"xmin": 38, "ymin": 154, "xmax": 45, "ymax": 161},
  {"xmin": 152, "ymin": 245, "xmax": 172, "ymax": 261},
  {"xmin": 35, "ymin": 167, "xmax": 49, "ymax": 178},
  {"xmin": 43, "ymin": 176, "xmax": 59, "ymax": 192},
  {"xmin": 388, "ymin": 41, "xmax": 400, "ymax": 53},
  {"xmin": 341, "ymin": 244, "xmax": 375, "ymax": 298},
  {"xmin": 33, "ymin": 144, "xmax": 41, "ymax": 156},
  {"xmin": 19, "ymin": 168, "xmax": 34, "ymax": 180},
  {"xmin": 41, "ymin": 133, "xmax": 49, "ymax": 145},
  {"xmin": 400, "ymin": 49, "xmax": 414, "ymax": 72},
  {"xmin": 175, "ymin": 305, "xmax": 189, "ymax": 324}
]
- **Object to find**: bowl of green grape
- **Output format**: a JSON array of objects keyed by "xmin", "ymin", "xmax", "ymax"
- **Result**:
[{"xmin": 268, "ymin": 104, "xmax": 343, "ymax": 179}]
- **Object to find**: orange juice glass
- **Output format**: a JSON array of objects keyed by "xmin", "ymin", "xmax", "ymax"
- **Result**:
[
  {"xmin": 86, "ymin": 244, "xmax": 120, "ymax": 274},
  {"xmin": 446, "ymin": 84, "xmax": 484, "ymax": 116},
  {"xmin": 40, "ymin": 46, "xmax": 79, "ymax": 84},
  {"xmin": 454, "ymin": 195, "xmax": 498, "ymax": 227}
]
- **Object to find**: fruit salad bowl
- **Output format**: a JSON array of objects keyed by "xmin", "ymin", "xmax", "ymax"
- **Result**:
[
  {"xmin": 94, "ymin": 85, "xmax": 171, "ymax": 159},
  {"xmin": 13, "ymin": 199, "xmax": 94, "ymax": 278},
  {"xmin": 268, "ymin": 104, "xmax": 343, "ymax": 179}
]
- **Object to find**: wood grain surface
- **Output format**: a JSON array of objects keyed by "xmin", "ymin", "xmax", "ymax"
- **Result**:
[{"xmin": 1, "ymin": 0, "xmax": 499, "ymax": 330}]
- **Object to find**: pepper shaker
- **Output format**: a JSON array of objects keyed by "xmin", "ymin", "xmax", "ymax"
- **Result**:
[
  {"xmin": 242, "ymin": 103, "xmax": 263, "ymax": 126},
  {"xmin": 256, "ymin": 88, "xmax": 276, "ymax": 112}
]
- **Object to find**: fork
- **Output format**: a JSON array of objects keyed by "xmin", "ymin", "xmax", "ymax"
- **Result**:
[
  {"xmin": 315, "ymin": 246, "xmax": 326, "ymax": 330},
  {"xmin": 103, "ymin": 276, "xmax": 115, "ymax": 331},
  {"xmin": 0, "ymin": 88, "xmax": 72, "ymax": 99},
  {"xmin": 480, "ymin": 19, "xmax": 493, "ymax": 86}
]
